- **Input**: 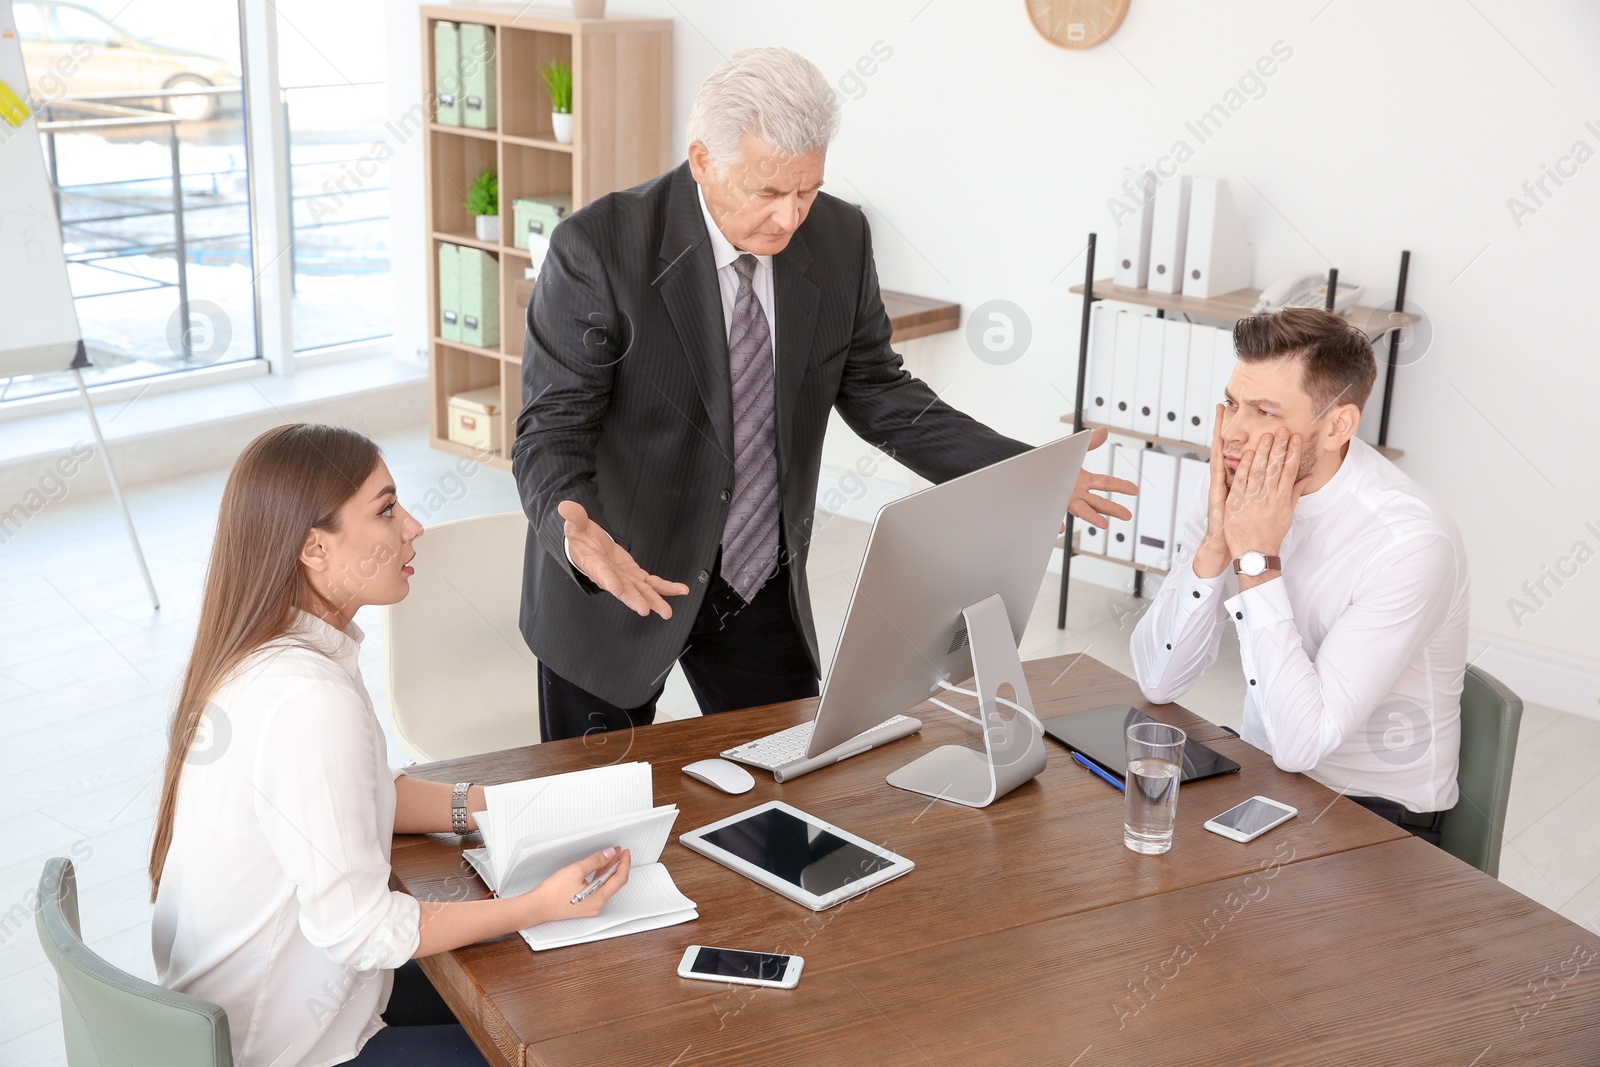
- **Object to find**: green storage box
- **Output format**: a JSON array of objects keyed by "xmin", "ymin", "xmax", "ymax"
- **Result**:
[
  {"xmin": 459, "ymin": 246, "xmax": 500, "ymax": 349},
  {"xmin": 433, "ymin": 21, "xmax": 461, "ymax": 126},
  {"xmin": 458, "ymin": 23, "xmax": 497, "ymax": 130},
  {"xmin": 512, "ymin": 195, "xmax": 573, "ymax": 250},
  {"xmin": 438, "ymin": 242, "xmax": 461, "ymax": 342}
]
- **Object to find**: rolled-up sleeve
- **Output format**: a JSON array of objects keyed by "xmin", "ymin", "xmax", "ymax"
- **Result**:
[{"xmin": 254, "ymin": 680, "xmax": 420, "ymax": 971}]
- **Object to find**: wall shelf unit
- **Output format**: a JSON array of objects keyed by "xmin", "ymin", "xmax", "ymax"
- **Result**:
[
  {"xmin": 422, "ymin": 3, "xmax": 672, "ymax": 470},
  {"xmin": 1056, "ymin": 234, "xmax": 1416, "ymax": 628}
]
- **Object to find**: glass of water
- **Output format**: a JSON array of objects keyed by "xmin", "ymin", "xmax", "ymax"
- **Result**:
[{"xmin": 1124, "ymin": 721, "xmax": 1187, "ymax": 854}]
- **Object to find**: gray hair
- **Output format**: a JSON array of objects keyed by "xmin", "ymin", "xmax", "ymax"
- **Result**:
[{"xmin": 687, "ymin": 48, "xmax": 841, "ymax": 170}]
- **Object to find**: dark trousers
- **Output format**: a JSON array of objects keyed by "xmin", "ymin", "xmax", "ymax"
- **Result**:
[
  {"xmin": 1350, "ymin": 795, "xmax": 1445, "ymax": 847},
  {"xmin": 538, "ymin": 557, "xmax": 819, "ymax": 742},
  {"xmin": 346, "ymin": 960, "xmax": 487, "ymax": 1064}
]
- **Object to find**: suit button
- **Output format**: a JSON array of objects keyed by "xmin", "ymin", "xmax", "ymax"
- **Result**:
[
  {"xmin": 719, "ymin": 489, "xmax": 731, "ymax": 502},
  {"xmin": 697, "ymin": 570, "xmax": 710, "ymax": 584}
]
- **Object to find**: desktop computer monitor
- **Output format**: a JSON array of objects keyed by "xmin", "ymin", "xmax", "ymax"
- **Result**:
[{"xmin": 804, "ymin": 431, "xmax": 1095, "ymax": 804}]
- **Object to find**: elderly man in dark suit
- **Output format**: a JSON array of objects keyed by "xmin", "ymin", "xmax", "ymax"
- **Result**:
[{"xmin": 514, "ymin": 47, "xmax": 1130, "ymax": 742}]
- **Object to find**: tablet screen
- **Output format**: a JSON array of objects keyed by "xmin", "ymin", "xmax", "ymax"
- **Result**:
[{"xmin": 699, "ymin": 807, "xmax": 896, "ymax": 896}]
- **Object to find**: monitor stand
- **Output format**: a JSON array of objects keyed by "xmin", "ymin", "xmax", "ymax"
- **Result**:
[{"xmin": 885, "ymin": 593, "xmax": 1048, "ymax": 808}]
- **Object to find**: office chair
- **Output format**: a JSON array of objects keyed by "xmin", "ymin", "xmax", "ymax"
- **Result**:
[
  {"xmin": 1438, "ymin": 665, "xmax": 1524, "ymax": 878},
  {"xmin": 382, "ymin": 511, "xmax": 541, "ymax": 762},
  {"xmin": 36, "ymin": 857, "xmax": 233, "ymax": 1067}
]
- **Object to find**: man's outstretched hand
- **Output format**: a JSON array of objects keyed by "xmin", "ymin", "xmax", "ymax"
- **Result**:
[
  {"xmin": 1069, "ymin": 427, "xmax": 1138, "ymax": 529},
  {"xmin": 558, "ymin": 500, "xmax": 690, "ymax": 618}
]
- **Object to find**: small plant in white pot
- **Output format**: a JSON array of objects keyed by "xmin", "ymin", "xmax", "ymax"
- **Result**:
[
  {"xmin": 542, "ymin": 59, "xmax": 573, "ymax": 144},
  {"xmin": 466, "ymin": 169, "xmax": 499, "ymax": 242}
]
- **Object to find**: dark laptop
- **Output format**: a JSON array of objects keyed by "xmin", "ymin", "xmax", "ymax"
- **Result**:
[{"xmin": 1042, "ymin": 704, "xmax": 1240, "ymax": 783}]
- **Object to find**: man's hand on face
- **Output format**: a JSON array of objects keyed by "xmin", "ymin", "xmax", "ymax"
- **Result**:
[
  {"xmin": 1221, "ymin": 427, "xmax": 1301, "ymax": 565},
  {"xmin": 558, "ymin": 500, "xmax": 690, "ymax": 619},
  {"xmin": 1193, "ymin": 403, "xmax": 1235, "ymax": 579}
]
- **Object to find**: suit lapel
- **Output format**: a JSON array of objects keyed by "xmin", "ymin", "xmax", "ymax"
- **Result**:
[
  {"xmin": 772, "ymin": 230, "xmax": 819, "ymax": 478},
  {"xmin": 656, "ymin": 163, "xmax": 734, "ymax": 466}
]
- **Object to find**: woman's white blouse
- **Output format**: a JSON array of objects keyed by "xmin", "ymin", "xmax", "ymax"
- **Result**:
[{"xmin": 153, "ymin": 611, "xmax": 421, "ymax": 1067}]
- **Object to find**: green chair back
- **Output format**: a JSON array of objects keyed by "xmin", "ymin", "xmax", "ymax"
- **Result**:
[
  {"xmin": 35, "ymin": 858, "xmax": 233, "ymax": 1067},
  {"xmin": 1438, "ymin": 666, "xmax": 1523, "ymax": 878}
]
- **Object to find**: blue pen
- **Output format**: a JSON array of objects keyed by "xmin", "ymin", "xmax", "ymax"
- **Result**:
[{"xmin": 1072, "ymin": 751, "xmax": 1125, "ymax": 791}]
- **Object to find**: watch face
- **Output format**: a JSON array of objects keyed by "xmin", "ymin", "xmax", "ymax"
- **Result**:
[{"xmin": 1240, "ymin": 551, "xmax": 1266, "ymax": 576}]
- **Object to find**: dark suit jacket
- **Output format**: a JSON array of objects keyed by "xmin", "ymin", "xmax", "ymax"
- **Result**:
[{"xmin": 513, "ymin": 162, "xmax": 1029, "ymax": 708}]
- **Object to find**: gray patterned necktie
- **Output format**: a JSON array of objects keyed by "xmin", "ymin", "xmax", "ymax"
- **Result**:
[{"xmin": 720, "ymin": 253, "xmax": 780, "ymax": 603}]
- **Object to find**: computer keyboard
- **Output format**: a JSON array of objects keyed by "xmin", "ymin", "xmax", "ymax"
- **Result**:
[{"xmin": 722, "ymin": 715, "xmax": 915, "ymax": 772}]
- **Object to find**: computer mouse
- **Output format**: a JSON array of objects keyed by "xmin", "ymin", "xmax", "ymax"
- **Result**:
[{"xmin": 681, "ymin": 758, "xmax": 755, "ymax": 795}]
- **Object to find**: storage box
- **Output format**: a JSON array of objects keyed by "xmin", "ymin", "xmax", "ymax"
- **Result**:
[
  {"xmin": 458, "ymin": 23, "xmax": 497, "ymax": 129},
  {"xmin": 513, "ymin": 195, "xmax": 573, "ymax": 250},
  {"xmin": 433, "ymin": 21, "xmax": 461, "ymax": 126},
  {"xmin": 446, "ymin": 386, "xmax": 502, "ymax": 452},
  {"xmin": 438, "ymin": 242, "xmax": 461, "ymax": 342},
  {"xmin": 458, "ymin": 246, "xmax": 500, "ymax": 349}
]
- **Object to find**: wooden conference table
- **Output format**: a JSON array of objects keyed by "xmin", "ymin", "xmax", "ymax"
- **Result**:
[{"xmin": 392, "ymin": 654, "xmax": 1600, "ymax": 1066}]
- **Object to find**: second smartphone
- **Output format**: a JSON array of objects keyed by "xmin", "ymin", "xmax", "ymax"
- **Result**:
[{"xmin": 677, "ymin": 946, "xmax": 804, "ymax": 989}]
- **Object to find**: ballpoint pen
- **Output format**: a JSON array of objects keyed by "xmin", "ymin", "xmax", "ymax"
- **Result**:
[
  {"xmin": 569, "ymin": 854, "xmax": 625, "ymax": 906},
  {"xmin": 1072, "ymin": 751, "xmax": 1125, "ymax": 791}
]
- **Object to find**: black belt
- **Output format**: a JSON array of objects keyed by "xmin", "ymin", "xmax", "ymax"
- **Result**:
[{"xmin": 1350, "ymin": 795, "xmax": 1445, "ymax": 834}]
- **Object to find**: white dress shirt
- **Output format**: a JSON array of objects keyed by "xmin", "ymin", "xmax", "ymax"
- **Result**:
[
  {"xmin": 1129, "ymin": 438, "xmax": 1470, "ymax": 813},
  {"xmin": 153, "ymin": 611, "xmax": 420, "ymax": 1067}
]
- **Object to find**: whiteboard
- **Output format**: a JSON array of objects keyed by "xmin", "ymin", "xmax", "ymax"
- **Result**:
[{"xmin": 0, "ymin": 0, "xmax": 83, "ymax": 379}]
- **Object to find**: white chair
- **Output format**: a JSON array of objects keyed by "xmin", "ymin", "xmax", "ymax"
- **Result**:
[{"xmin": 382, "ymin": 511, "xmax": 541, "ymax": 762}]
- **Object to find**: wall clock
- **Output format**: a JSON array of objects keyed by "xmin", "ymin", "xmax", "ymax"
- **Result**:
[{"xmin": 1028, "ymin": 0, "xmax": 1132, "ymax": 49}]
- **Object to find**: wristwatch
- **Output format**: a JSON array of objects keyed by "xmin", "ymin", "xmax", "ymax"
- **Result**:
[
  {"xmin": 451, "ymin": 781, "xmax": 473, "ymax": 835},
  {"xmin": 1233, "ymin": 551, "xmax": 1281, "ymax": 577}
]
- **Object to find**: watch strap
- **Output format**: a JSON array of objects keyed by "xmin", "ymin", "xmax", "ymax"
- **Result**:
[{"xmin": 451, "ymin": 781, "xmax": 472, "ymax": 834}]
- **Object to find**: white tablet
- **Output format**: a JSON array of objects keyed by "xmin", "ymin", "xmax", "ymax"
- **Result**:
[{"xmin": 679, "ymin": 801, "xmax": 914, "ymax": 911}]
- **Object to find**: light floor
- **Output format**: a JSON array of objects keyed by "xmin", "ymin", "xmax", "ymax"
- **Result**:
[{"xmin": 2, "ymin": 426, "xmax": 1596, "ymax": 1062}]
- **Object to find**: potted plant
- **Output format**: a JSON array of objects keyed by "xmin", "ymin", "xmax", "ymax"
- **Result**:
[
  {"xmin": 542, "ymin": 59, "xmax": 574, "ymax": 144},
  {"xmin": 466, "ymin": 169, "xmax": 499, "ymax": 242}
]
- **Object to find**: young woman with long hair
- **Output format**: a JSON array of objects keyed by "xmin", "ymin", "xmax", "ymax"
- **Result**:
[{"xmin": 149, "ymin": 424, "xmax": 630, "ymax": 1067}]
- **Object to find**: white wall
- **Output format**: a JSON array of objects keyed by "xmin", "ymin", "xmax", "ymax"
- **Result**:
[{"xmin": 388, "ymin": 0, "xmax": 1600, "ymax": 705}]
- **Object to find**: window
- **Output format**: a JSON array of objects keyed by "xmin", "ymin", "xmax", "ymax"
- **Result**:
[
  {"xmin": 276, "ymin": 0, "xmax": 393, "ymax": 354},
  {"xmin": 3, "ymin": 0, "xmax": 254, "ymax": 405}
]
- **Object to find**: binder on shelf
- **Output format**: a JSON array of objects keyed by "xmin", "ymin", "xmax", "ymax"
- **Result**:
[
  {"xmin": 1172, "ymin": 454, "xmax": 1210, "ymax": 568},
  {"xmin": 458, "ymin": 23, "xmax": 498, "ymax": 130},
  {"xmin": 1134, "ymin": 449, "xmax": 1180, "ymax": 571},
  {"xmin": 513, "ymin": 195, "xmax": 573, "ymax": 251},
  {"xmin": 1147, "ymin": 175, "xmax": 1191, "ymax": 295},
  {"xmin": 1105, "ymin": 444, "xmax": 1142, "ymax": 562},
  {"xmin": 1132, "ymin": 314, "xmax": 1164, "ymax": 436},
  {"xmin": 1113, "ymin": 169, "xmax": 1157, "ymax": 289},
  {"xmin": 459, "ymin": 246, "xmax": 501, "ymax": 349},
  {"xmin": 438, "ymin": 242, "xmax": 461, "ymax": 342},
  {"xmin": 1182, "ymin": 178, "xmax": 1253, "ymax": 299},
  {"xmin": 1180, "ymin": 324, "xmax": 1218, "ymax": 447},
  {"xmin": 1158, "ymin": 319, "xmax": 1191, "ymax": 434},
  {"xmin": 1085, "ymin": 302, "xmax": 1117, "ymax": 420},
  {"xmin": 1108, "ymin": 310, "xmax": 1140, "ymax": 430},
  {"xmin": 1075, "ymin": 442, "xmax": 1112, "ymax": 557},
  {"xmin": 433, "ymin": 21, "xmax": 461, "ymax": 126},
  {"xmin": 1212, "ymin": 322, "xmax": 1237, "ymax": 414}
]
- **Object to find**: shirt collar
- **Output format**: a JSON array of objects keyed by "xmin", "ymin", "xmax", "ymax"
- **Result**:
[
  {"xmin": 289, "ymin": 609, "xmax": 364, "ymax": 679},
  {"xmin": 696, "ymin": 184, "xmax": 772, "ymax": 274},
  {"xmin": 1294, "ymin": 435, "xmax": 1371, "ymax": 518}
]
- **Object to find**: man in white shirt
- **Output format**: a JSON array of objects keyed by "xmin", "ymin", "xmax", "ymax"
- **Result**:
[{"xmin": 1130, "ymin": 307, "xmax": 1469, "ymax": 839}]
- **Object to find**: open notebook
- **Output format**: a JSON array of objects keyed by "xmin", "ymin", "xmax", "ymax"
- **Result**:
[{"xmin": 462, "ymin": 762, "xmax": 697, "ymax": 951}]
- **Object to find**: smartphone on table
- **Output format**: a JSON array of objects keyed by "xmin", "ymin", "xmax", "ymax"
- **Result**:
[
  {"xmin": 1203, "ymin": 796, "xmax": 1297, "ymax": 842},
  {"xmin": 677, "ymin": 945, "xmax": 803, "ymax": 989}
]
